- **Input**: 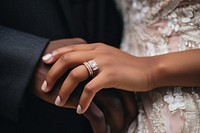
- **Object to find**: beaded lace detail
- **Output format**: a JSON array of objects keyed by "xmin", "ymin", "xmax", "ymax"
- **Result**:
[
  {"xmin": 163, "ymin": 88, "xmax": 186, "ymax": 112},
  {"xmin": 115, "ymin": 0, "xmax": 200, "ymax": 56},
  {"xmin": 115, "ymin": 0, "xmax": 200, "ymax": 132}
]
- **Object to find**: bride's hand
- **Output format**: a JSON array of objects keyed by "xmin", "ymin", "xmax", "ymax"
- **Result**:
[{"xmin": 41, "ymin": 43, "xmax": 155, "ymax": 114}]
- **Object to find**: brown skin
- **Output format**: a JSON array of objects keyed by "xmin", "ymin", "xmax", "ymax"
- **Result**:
[
  {"xmin": 33, "ymin": 39, "xmax": 138, "ymax": 133},
  {"xmin": 42, "ymin": 42, "xmax": 200, "ymax": 116},
  {"xmin": 152, "ymin": 49, "xmax": 200, "ymax": 88},
  {"xmin": 41, "ymin": 43, "xmax": 150, "ymax": 113}
]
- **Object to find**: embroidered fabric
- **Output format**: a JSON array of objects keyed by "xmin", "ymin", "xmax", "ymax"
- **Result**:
[{"xmin": 115, "ymin": 0, "xmax": 200, "ymax": 132}]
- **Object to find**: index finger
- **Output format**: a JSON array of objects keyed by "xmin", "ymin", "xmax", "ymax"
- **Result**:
[{"xmin": 43, "ymin": 44, "xmax": 97, "ymax": 64}]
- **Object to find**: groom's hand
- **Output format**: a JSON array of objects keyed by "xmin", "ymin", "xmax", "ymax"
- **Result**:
[{"xmin": 94, "ymin": 90, "xmax": 138, "ymax": 133}]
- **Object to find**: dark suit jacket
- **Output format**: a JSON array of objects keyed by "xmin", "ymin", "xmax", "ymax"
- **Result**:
[{"xmin": 0, "ymin": 0, "xmax": 122, "ymax": 132}]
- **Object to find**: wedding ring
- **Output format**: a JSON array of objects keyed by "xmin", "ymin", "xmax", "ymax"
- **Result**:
[
  {"xmin": 88, "ymin": 60, "xmax": 98, "ymax": 71},
  {"xmin": 83, "ymin": 60, "xmax": 98, "ymax": 77}
]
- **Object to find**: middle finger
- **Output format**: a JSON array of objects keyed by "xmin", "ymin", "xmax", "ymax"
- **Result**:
[{"xmin": 55, "ymin": 65, "xmax": 89, "ymax": 106}]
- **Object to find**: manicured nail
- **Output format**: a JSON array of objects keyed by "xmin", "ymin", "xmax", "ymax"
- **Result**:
[
  {"xmin": 41, "ymin": 81, "xmax": 47, "ymax": 91},
  {"xmin": 42, "ymin": 53, "xmax": 53, "ymax": 61},
  {"xmin": 55, "ymin": 96, "xmax": 61, "ymax": 106},
  {"xmin": 76, "ymin": 104, "xmax": 82, "ymax": 114}
]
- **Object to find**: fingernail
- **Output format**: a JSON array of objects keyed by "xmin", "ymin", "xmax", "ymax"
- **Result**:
[
  {"xmin": 42, "ymin": 53, "xmax": 53, "ymax": 61},
  {"xmin": 55, "ymin": 96, "xmax": 61, "ymax": 106},
  {"xmin": 76, "ymin": 104, "xmax": 82, "ymax": 114},
  {"xmin": 41, "ymin": 81, "xmax": 47, "ymax": 91}
]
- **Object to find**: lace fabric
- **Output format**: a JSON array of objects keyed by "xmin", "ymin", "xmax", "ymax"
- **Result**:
[{"xmin": 115, "ymin": 0, "xmax": 200, "ymax": 132}]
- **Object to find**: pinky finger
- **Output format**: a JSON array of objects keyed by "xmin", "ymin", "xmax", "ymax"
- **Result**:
[{"xmin": 77, "ymin": 74, "xmax": 107, "ymax": 114}]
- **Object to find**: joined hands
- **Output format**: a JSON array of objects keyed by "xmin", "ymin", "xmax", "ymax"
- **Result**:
[{"xmin": 33, "ymin": 39, "xmax": 138, "ymax": 133}]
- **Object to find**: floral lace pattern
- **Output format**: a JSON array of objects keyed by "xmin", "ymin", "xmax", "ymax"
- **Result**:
[
  {"xmin": 115, "ymin": 0, "xmax": 200, "ymax": 56},
  {"xmin": 115, "ymin": 0, "xmax": 200, "ymax": 132},
  {"xmin": 163, "ymin": 87, "xmax": 186, "ymax": 112}
]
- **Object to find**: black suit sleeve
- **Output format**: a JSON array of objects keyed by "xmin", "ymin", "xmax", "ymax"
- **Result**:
[{"xmin": 0, "ymin": 26, "xmax": 49, "ymax": 121}]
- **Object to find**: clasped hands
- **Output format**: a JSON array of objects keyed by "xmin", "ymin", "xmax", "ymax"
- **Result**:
[{"xmin": 33, "ymin": 38, "xmax": 146, "ymax": 133}]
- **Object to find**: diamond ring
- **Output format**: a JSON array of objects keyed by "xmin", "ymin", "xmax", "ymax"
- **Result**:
[{"xmin": 83, "ymin": 60, "xmax": 98, "ymax": 77}]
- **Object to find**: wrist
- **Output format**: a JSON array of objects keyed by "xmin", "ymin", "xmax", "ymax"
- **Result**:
[
  {"xmin": 150, "ymin": 54, "xmax": 178, "ymax": 89},
  {"xmin": 143, "ymin": 55, "xmax": 167, "ymax": 90},
  {"xmin": 133, "ymin": 56, "xmax": 161, "ymax": 91},
  {"xmin": 151, "ymin": 50, "xmax": 200, "ymax": 88},
  {"xmin": 151, "ymin": 56, "xmax": 167, "ymax": 89}
]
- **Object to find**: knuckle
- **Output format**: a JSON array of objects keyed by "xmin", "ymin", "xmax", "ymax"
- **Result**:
[
  {"xmin": 107, "ymin": 98, "xmax": 121, "ymax": 110},
  {"xmin": 51, "ymin": 49, "xmax": 59, "ymax": 55},
  {"xmin": 94, "ymin": 42, "xmax": 105, "ymax": 47},
  {"xmin": 108, "ymin": 72, "xmax": 116, "ymax": 80},
  {"xmin": 74, "ymin": 38, "xmax": 87, "ymax": 43},
  {"xmin": 84, "ymin": 85, "xmax": 95, "ymax": 94},
  {"xmin": 89, "ymin": 108, "xmax": 105, "ymax": 123},
  {"xmin": 93, "ymin": 111, "xmax": 105, "ymax": 124},
  {"xmin": 69, "ymin": 69, "xmax": 81, "ymax": 81},
  {"xmin": 46, "ymin": 71, "xmax": 55, "ymax": 82},
  {"xmin": 60, "ymin": 54, "xmax": 71, "ymax": 62},
  {"xmin": 67, "ymin": 45, "xmax": 76, "ymax": 52},
  {"xmin": 96, "ymin": 111, "xmax": 105, "ymax": 122},
  {"xmin": 59, "ymin": 89, "xmax": 68, "ymax": 98},
  {"xmin": 105, "ymin": 72, "xmax": 117, "ymax": 87}
]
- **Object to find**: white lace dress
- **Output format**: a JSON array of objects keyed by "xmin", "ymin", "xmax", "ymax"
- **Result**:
[{"xmin": 115, "ymin": 0, "xmax": 200, "ymax": 132}]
